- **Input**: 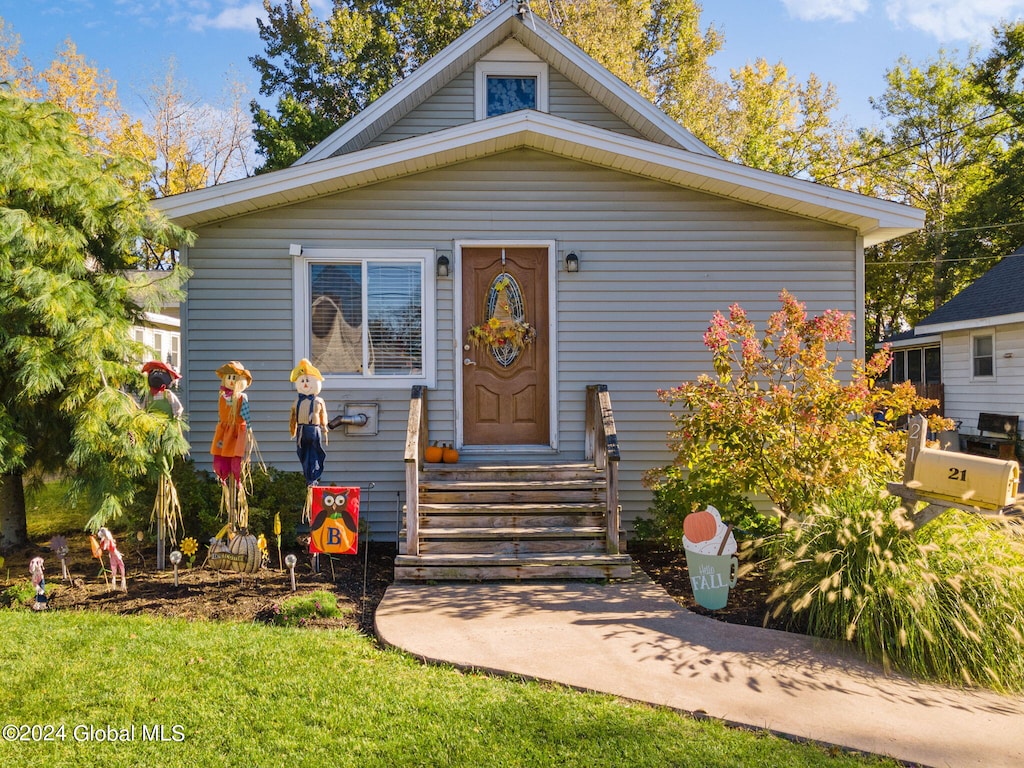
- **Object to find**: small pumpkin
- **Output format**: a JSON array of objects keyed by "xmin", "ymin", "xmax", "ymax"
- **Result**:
[
  {"xmin": 683, "ymin": 509, "xmax": 717, "ymax": 543},
  {"xmin": 442, "ymin": 444, "xmax": 460, "ymax": 464},
  {"xmin": 424, "ymin": 441, "xmax": 443, "ymax": 463}
]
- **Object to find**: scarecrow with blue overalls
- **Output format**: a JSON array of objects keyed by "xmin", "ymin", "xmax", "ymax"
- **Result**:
[{"xmin": 289, "ymin": 359, "xmax": 329, "ymax": 524}]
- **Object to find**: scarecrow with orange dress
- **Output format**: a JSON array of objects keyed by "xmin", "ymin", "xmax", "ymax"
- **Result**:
[{"xmin": 211, "ymin": 361, "xmax": 253, "ymax": 530}]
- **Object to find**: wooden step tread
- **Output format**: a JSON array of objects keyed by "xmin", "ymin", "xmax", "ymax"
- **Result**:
[
  {"xmin": 395, "ymin": 552, "xmax": 631, "ymax": 566},
  {"xmin": 423, "ymin": 466, "xmax": 598, "ymax": 473},
  {"xmin": 419, "ymin": 505, "xmax": 605, "ymax": 517},
  {"xmin": 421, "ymin": 478, "xmax": 606, "ymax": 490},
  {"xmin": 417, "ymin": 526, "xmax": 607, "ymax": 539}
]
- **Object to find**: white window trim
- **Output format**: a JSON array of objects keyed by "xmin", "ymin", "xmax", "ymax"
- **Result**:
[
  {"xmin": 293, "ymin": 247, "xmax": 436, "ymax": 389},
  {"xmin": 971, "ymin": 330, "xmax": 995, "ymax": 380},
  {"xmin": 474, "ymin": 61, "xmax": 548, "ymax": 121}
]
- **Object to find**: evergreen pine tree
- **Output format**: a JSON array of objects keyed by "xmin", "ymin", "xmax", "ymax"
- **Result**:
[{"xmin": 0, "ymin": 89, "xmax": 192, "ymax": 547}]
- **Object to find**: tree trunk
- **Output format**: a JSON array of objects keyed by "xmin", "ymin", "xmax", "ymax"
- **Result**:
[{"xmin": 1, "ymin": 473, "xmax": 28, "ymax": 549}]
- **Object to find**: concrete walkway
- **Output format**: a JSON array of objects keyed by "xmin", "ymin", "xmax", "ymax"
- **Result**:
[{"xmin": 375, "ymin": 573, "xmax": 1024, "ymax": 768}]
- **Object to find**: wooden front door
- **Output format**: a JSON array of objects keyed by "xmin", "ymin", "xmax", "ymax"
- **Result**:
[{"xmin": 462, "ymin": 247, "xmax": 550, "ymax": 446}]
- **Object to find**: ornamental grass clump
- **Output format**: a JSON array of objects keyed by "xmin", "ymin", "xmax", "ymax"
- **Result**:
[{"xmin": 767, "ymin": 489, "xmax": 1024, "ymax": 691}]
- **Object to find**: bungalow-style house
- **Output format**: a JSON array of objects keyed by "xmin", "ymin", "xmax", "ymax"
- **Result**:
[
  {"xmin": 152, "ymin": 2, "xmax": 923, "ymax": 579},
  {"xmin": 912, "ymin": 244, "xmax": 1024, "ymax": 451}
]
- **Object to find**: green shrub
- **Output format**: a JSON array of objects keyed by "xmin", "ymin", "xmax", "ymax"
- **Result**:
[
  {"xmin": 247, "ymin": 466, "xmax": 309, "ymax": 546},
  {"xmin": 657, "ymin": 292, "xmax": 947, "ymax": 519},
  {"xmin": 272, "ymin": 590, "xmax": 346, "ymax": 626},
  {"xmin": 1, "ymin": 580, "xmax": 43, "ymax": 610},
  {"xmin": 129, "ymin": 461, "xmax": 308, "ymax": 547},
  {"xmin": 636, "ymin": 464, "xmax": 776, "ymax": 546},
  {"xmin": 766, "ymin": 487, "xmax": 1024, "ymax": 691}
]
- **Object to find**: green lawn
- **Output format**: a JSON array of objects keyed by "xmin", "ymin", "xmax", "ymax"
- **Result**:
[
  {"xmin": 4, "ymin": 484, "xmax": 894, "ymax": 766},
  {"xmin": 0, "ymin": 611, "xmax": 893, "ymax": 768}
]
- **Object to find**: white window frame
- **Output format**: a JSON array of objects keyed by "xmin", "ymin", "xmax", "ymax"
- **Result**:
[
  {"xmin": 971, "ymin": 331, "xmax": 995, "ymax": 379},
  {"xmin": 474, "ymin": 61, "xmax": 548, "ymax": 120},
  {"xmin": 293, "ymin": 248, "xmax": 436, "ymax": 389}
]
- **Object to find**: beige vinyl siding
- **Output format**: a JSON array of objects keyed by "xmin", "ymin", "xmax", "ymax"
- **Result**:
[
  {"xmin": 365, "ymin": 70, "xmax": 475, "ymax": 150},
  {"xmin": 940, "ymin": 324, "xmax": 1024, "ymax": 434},
  {"xmin": 548, "ymin": 69, "xmax": 643, "ymax": 137},
  {"xmin": 361, "ymin": 67, "xmax": 643, "ymax": 153},
  {"xmin": 184, "ymin": 148, "xmax": 857, "ymax": 539}
]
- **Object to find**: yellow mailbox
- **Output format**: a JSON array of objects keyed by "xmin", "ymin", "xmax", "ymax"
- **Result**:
[{"xmin": 912, "ymin": 447, "xmax": 1019, "ymax": 509}]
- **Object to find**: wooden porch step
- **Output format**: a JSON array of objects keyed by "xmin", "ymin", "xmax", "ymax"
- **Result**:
[
  {"xmin": 421, "ymin": 462, "xmax": 601, "ymax": 482},
  {"xmin": 419, "ymin": 502, "xmax": 605, "ymax": 530},
  {"xmin": 394, "ymin": 552, "xmax": 633, "ymax": 581},
  {"xmin": 421, "ymin": 526, "xmax": 606, "ymax": 539},
  {"xmin": 419, "ymin": 488, "xmax": 605, "ymax": 504}
]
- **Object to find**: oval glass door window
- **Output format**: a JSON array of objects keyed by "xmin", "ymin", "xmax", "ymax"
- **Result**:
[{"xmin": 486, "ymin": 272, "xmax": 526, "ymax": 367}]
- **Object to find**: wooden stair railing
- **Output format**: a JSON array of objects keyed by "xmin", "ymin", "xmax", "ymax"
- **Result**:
[
  {"xmin": 397, "ymin": 384, "xmax": 629, "ymax": 580},
  {"xmin": 585, "ymin": 384, "xmax": 621, "ymax": 555},
  {"xmin": 403, "ymin": 385, "xmax": 427, "ymax": 557}
]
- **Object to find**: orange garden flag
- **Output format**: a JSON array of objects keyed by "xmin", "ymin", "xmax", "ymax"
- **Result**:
[{"xmin": 309, "ymin": 487, "xmax": 359, "ymax": 555}]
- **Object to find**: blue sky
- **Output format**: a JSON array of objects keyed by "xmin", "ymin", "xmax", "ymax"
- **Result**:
[{"xmin": 2, "ymin": 0, "xmax": 1022, "ymax": 133}]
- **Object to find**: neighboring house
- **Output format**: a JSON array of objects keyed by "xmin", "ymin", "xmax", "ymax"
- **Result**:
[
  {"xmin": 913, "ymin": 244, "xmax": 1024, "ymax": 439},
  {"xmin": 128, "ymin": 271, "xmax": 182, "ymax": 370},
  {"xmin": 152, "ymin": 2, "xmax": 923, "ymax": 548}
]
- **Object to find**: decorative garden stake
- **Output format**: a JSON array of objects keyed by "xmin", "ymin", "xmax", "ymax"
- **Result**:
[
  {"xmin": 682, "ymin": 506, "xmax": 738, "ymax": 610},
  {"xmin": 97, "ymin": 527, "xmax": 127, "ymax": 592},
  {"xmin": 289, "ymin": 359, "xmax": 329, "ymax": 524},
  {"xmin": 89, "ymin": 534, "xmax": 108, "ymax": 585},
  {"xmin": 49, "ymin": 535, "xmax": 70, "ymax": 581},
  {"xmin": 142, "ymin": 360, "xmax": 188, "ymax": 570},
  {"xmin": 274, "ymin": 513, "xmax": 283, "ymax": 570},
  {"xmin": 169, "ymin": 550, "xmax": 182, "ymax": 587},
  {"xmin": 285, "ymin": 553, "xmax": 298, "ymax": 592},
  {"xmin": 211, "ymin": 361, "xmax": 254, "ymax": 531},
  {"xmin": 29, "ymin": 557, "xmax": 47, "ymax": 611}
]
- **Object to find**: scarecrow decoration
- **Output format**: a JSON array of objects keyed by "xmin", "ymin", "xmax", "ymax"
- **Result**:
[
  {"xmin": 96, "ymin": 527, "xmax": 126, "ymax": 592},
  {"xmin": 210, "ymin": 361, "xmax": 254, "ymax": 531},
  {"xmin": 29, "ymin": 557, "xmax": 47, "ymax": 610},
  {"xmin": 142, "ymin": 360, "xmax": 189, "ymax": 570},
  {"xmin": 289, "ymin": 358, "xmax": 329, "ymax": 524}
]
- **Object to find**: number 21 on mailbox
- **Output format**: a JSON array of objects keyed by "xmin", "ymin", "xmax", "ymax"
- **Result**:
[{"xmin": 309, "ymin": 486, "xmax": 359, "ymax": 555}]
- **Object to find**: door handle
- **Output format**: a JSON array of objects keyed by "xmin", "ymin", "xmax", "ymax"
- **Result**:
[{"xmin": 463, "ymin": 358, "xmax": 477, "ymax": 366}]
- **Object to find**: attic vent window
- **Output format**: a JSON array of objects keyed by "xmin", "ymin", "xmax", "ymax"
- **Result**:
[
  {"xmin": 486, "ymin": 76, "xmax": 536, "ymax": 116},
  {"xmin": 475, "ymin": 61, "xmax": 548, "ymax": 120}
]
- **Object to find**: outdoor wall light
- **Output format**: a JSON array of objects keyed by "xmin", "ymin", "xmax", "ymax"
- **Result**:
[
  {"xmin": 436, "ymin": 254, "xmax": 450, "ymax": 277},
  {"xmin": 565, "ymin": 252, "xmax": 580, "ymax": 273}
]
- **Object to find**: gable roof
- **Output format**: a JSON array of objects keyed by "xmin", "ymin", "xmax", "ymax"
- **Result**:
[
  {"xmin": 916, "ymin": 245, "xmax": 1024, "ymax": 332},
  {"xmin": 297, "ymin": 0, "xmax": 717, "ymax": 163},
  {"xmin": 153, "ymin": 108, "xmax": 924, "ymax": 244}
]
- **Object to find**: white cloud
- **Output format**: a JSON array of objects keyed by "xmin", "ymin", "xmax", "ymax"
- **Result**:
[
  {"xmin": 780, "ymin": 0, "xmax": 870, "ymax": 22},
  {"xmin": 187, "ymin": 2, "xmax": 267, "ymax": 33},
  {"xmin": 885, "ymin": 1, "xmax": 1024, "ymax": 42}
]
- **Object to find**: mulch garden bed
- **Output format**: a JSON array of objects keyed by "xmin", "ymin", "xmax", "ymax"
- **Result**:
[{"xmin": 3, "ymin": 535, "xmax": 781, "ymax": 635}]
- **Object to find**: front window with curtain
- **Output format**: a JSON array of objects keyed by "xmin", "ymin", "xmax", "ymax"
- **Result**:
[{"xmin": 307, "ymin": 259, "xmax": 424, "ymax": 378}]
